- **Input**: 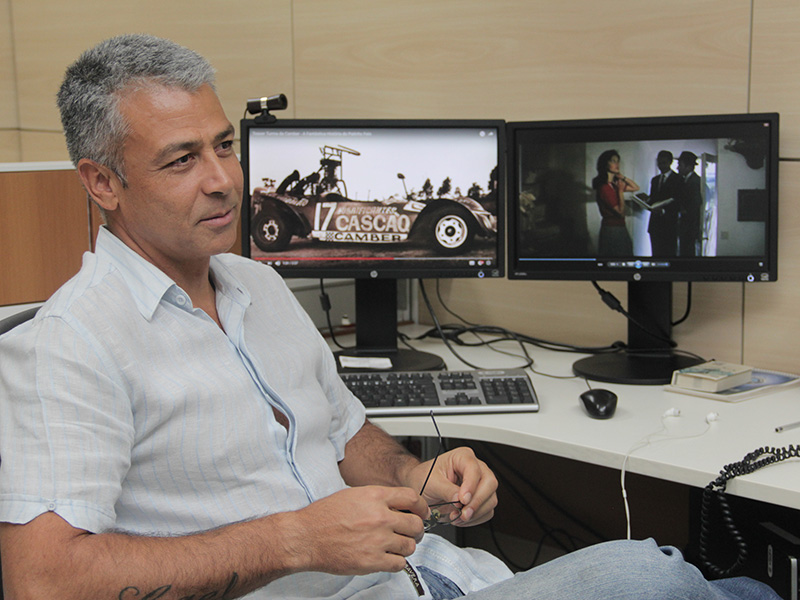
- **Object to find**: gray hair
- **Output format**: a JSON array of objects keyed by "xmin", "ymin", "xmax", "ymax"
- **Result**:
[{"xmin": 57, "ymin": 34, "xmax": 216, "ymax": 184}]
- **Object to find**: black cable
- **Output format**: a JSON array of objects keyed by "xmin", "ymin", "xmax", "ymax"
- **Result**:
[
  {"xmin": 434, "ymin": 279, "xmax": 480, "ymax": 327},
  {"xmin": 423, "ymin": 280, "xmax": 624, "ymax": 356},
  {"xmin": 699, "ymin": 445, "xmax": 800, "ymax": 577},
  {"xmin": 319, "ymin": 279, "xmax": 351, "ymax": 350},
  {"xmin": 672, "ymin": 282, "xmax": 692, "ymax": 326},
  {"xmin": 405, "ymin": 322, "xmax": 623, "ymax": 356},
  {"xmin": 434, "ymin": 280, "xmax": 537, "ymax": 367},
  {"xmin": 478, "ymin": 442, "xmax": 608, "ymax": 544},
  {"xmin": 590, "ymin": 281, "xmax": 677, "ymax": 348},
  {"xmin": 417, "ymin": 279, "xmax": 536, "ymax": 370},
  {"xmin": 489, "ymin": 462, "xmax": 582, "ymax": 556}
]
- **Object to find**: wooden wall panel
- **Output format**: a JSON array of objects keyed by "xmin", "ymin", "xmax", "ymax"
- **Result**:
[
  {"xmin": 292, "ymin": 0, "xmax": 752, "ymax": 121},
  {"xmin": 0, "ymin": 168, "xmax": 89, "ymax": 305},
  {"xmin": 10, "ymin": 0, "xmax": 295, "ymax": 139},
  {"xmin": 751, "ymin": 0, "xmax": 800, "ymax": 159},
  {"xmin": 743, "ymin": 161, "xmax": 800, "ymax": 372}
]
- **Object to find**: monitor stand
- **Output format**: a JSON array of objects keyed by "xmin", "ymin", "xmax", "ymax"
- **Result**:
[
  {"xmin": 572, "ymin": 281, "xmax": 702, "ymax": 385},
  {"xmin": 335, "ymin": 278, "xmax": 445, "ymax": 372}
]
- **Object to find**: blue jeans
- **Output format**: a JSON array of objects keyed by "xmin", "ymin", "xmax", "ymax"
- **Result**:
[
  {"xmin": 431, "ymin": 539, "xmax": 782, "ymax": 600},
  {"xmin": 419, "ymin": 565, "xmax": 464, "ymax": 600}
]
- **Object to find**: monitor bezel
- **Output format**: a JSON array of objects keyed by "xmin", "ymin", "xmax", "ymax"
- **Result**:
[
  {"xmin": 506, "ymin": 112, "xmax": 780, "ymax": 283},
  {"xmin": 240, "ymin": 117, "xmax": 507, "ymax": 280}
]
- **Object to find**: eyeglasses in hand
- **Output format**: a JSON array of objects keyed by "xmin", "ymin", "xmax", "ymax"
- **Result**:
[{"xmin": 418, "ymin": 411, "xmax": 463, "ymax": 531}]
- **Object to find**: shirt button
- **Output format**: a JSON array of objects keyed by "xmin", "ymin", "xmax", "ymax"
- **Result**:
[
  {"xmin": 176, "ymin": 295, "xmax": 187, "ymax": 306},
  {"xmin": 47, "ymin": 502, "xmax": 56, "ymax": 511}
]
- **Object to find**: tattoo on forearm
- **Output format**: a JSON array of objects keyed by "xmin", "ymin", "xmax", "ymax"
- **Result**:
[{"xmin": 118, "ymin": 572, "xmax": 239, "ymax": 600}]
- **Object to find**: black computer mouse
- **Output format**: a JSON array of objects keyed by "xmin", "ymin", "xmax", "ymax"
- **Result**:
[{"xmin": 580, "ymin": 388, "xmax": 618, "ymax": 419}]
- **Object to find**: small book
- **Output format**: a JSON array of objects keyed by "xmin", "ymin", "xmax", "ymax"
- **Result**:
[
  {"xmin": 670, "ymin": 360, "xmax": 753, "ymax": 393},
  {"xmin": 630, "ymin": 192, "xmax": 674, "ymax": 211},
  {"xmin": 665, "ymin": 368, "xmax": 800, "ymax": 402}
]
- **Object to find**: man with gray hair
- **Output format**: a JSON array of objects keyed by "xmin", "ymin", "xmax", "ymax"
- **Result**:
[{"xmin": 0, "ymin": 34, "xmax": 780, "ymax": 600}]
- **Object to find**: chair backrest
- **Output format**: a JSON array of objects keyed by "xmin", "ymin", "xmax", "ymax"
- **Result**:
[
  {"xmin": 0, "ymin": 305, "xmax": 39, "ymax": 599},
  {"xmin": 0, "ymin": 306, "xmax": 40, "ymax": 336}
]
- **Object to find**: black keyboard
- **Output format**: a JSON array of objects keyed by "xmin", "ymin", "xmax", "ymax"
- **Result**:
[{"xmin": 341, "ymin": 368, "xmax": 539, "ymax": 416}]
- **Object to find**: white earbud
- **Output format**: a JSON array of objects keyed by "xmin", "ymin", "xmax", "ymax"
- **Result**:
[
  {"xmin": 706, "ymin": 412, "xmax": 719, "ymax": 423},
  {"xmin": 663, "ymin": 407, "xmax": 681, "ymax": 418}
]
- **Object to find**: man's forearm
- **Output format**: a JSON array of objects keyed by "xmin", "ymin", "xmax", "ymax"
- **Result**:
[
  {"xmin": 338, "ymin": 420, "xmax": 422, "ymax": 489},
  {"xmin": 0, "ymin": 510, "xmax": 304, "ymax": 600}
]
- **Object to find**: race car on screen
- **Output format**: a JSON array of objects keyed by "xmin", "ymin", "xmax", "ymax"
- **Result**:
[{"xmin": 250, "ymin": 145, "xmax": 497, "ymax": 255}]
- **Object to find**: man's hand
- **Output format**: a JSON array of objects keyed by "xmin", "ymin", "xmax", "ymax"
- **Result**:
[
  {"xmin": 406, "ymin": 447, "xmax": 498, "ymax": 527},
  {"xmin": 285, "ymin": 485, "xmax": 428, "ymax": 575}
]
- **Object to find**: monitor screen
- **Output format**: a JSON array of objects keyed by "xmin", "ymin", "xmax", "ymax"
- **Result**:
[
  {"xmin": 507, "ymin": 113, "xmax": 779, "ymax": 282},
  {"xmin": 241, "ymin": 119, "xmax": 505, "ymax": 280},
  {"xmin": 240, "ymin": 118, "xmax": 506, "ymax": 371},
  {"xmin": 506, "ymin": 113, "xmax": 779, "ymax": 384}
]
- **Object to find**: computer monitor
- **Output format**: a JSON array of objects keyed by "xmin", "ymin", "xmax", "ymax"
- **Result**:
[
  {"xmin": 507, "ymin": 113, "xmax": 779, "ymax": 384},
  {"xmin": 240, "ymin": 118, "xmax": 505, "ymax": 371}
]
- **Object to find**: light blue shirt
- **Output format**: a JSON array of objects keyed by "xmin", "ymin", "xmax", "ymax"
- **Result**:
[{"xmin": 0, "ymin": 227, "xmax": 511, "ymax": 599}]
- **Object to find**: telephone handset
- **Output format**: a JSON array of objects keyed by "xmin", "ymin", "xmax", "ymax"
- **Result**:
[{"xmin": 699, "ymin": 445, "xmax": 800, "ymax": 577}]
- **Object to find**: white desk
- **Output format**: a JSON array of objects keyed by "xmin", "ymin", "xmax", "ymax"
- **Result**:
[{"xmin": 343, "ymin": 332, "xmax": 800, "ymax": 511}]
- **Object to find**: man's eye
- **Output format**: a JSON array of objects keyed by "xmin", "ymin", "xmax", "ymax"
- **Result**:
[
  {"xmin": 218, "ymin": 140, "xmax": 234, "ymax": 152},
  {"xmin": 172, "ymin": 154, "xmax": 192, "ymax": 166}
]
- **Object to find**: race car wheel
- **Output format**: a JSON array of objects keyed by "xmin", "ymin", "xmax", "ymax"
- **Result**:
[
  {"xmin": 252, "ymin": 206, "xmax": 292, "ymax": 252},
  {"xmin": 428, "ymin": 206, "xmax": 475, "ymax": 254}
]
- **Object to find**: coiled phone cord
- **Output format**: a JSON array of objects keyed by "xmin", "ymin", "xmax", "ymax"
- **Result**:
[{"xmin": 699, "ymin": 445, "xmax": 800, "ymax": 577}]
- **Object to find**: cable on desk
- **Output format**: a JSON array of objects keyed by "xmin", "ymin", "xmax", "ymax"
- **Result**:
[
  {"xmin": 420, "ymin": 280, "xmax": 625, "ymax": 356},
  {"xmin": 430, "ymin": 280, "xmax": 582, "ymax": 380},
  {"xmin": 416, "ymin": 279, "xmax": 534, "ymax": 371}
]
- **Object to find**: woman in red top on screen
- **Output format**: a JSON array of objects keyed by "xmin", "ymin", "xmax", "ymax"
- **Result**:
[{"xmin": 592, "ymin": 149, "xmax": 639, "ymax": 256}]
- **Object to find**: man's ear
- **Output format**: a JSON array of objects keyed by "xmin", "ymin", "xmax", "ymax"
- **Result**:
[{"xmin": 76, "ymin": 158, "xmax": 121, "ymax": 213}]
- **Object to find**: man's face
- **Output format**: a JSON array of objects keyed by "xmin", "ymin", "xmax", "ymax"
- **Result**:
[
  {"xmin": 677, "ymin": 159, "xmax": 693, "ymax": 176},
  {"xmin": 106, "ymin": 83, "xmax": 243, "ymax": 277},
  {"xmin": 657, "ymin": 155, "xmax": 672, "ymax": 173}
]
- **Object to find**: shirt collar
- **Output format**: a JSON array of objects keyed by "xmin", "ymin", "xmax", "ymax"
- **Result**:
[
  {"xmin": 94, "ymin": 227, "xmax": 252, "ymax": 320},
  {"xmin": 209, "ymin": 255, "xmax": 252, "ymax": 309},
  {"xmin": 94, "ymin": 227, "xmax": 177, "ymax": 320}
]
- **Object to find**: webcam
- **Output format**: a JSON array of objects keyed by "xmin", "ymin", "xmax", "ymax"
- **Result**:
[{"xmin": 246, "ymin": 94, "xmax": 288, "ymax": 124}]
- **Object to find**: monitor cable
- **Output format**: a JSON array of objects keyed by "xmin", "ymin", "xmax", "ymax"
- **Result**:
[
  {"xmin": 431, "ymin": 280, "xmax": 577, "ymax": 377},
  {"xmin": 672, "ymin": 282, "xmax": 692, "ymax": 327},
  {"xmin": 413, "ymin": 281, "xmax": 623, "ymax": 355},
  {"xmin": 416, "ymin": 279, "xmax": 532, "ymax": 370},
  {"xmin": 319, "ymin": 279, "xmax": 353, "ymax": 351},
  {"xmin": 590, "ymin": 281, "xmax": 677, "ymax": 349}
]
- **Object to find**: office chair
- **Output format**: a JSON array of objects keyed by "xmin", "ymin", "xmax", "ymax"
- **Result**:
[
  {"xmin": 0, "ymin": 305, "xmax": 39, "ymax": 600},
  {"xmin": 0, "ymin": 306, "xmax": 40, "ymax": 335}
]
